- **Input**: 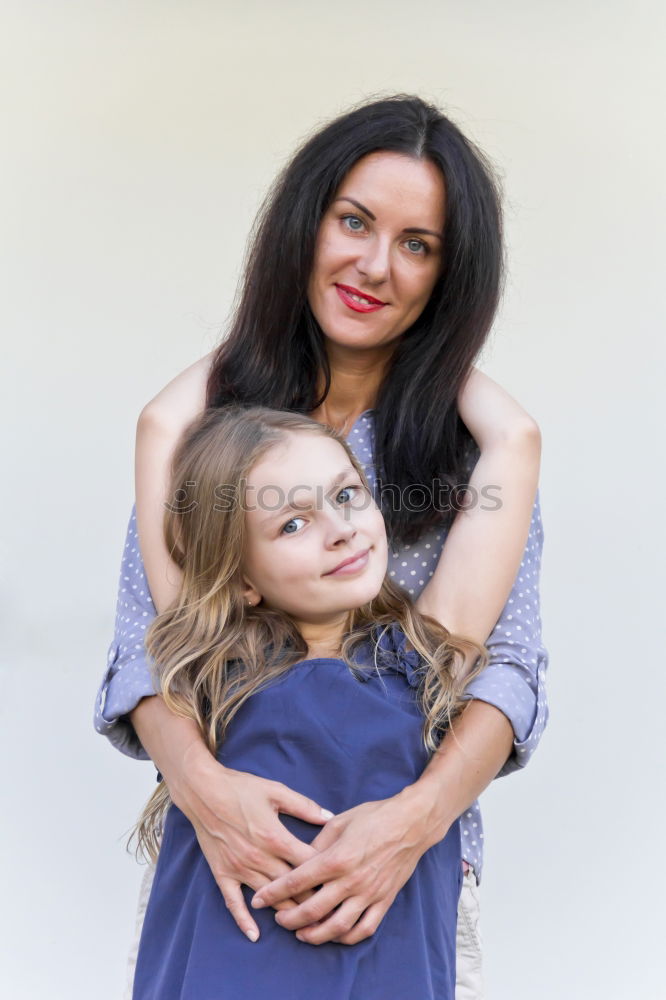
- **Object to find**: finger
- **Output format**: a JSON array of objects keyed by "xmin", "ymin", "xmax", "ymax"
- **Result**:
[
  {"xmin": 334, "ymin": 901, "xmax": 387, "ymax": 946},
  {"xmin": 272, "ymin": 883, "xmax": 346, "ymax": 931},
  {"xmin": 271, "ymin": 783, "xmax": 335, "ymax": 827},
  {"xmin": 216, "ymin": 831, "xmax": 302, "ymax": 884},
  {"xmin": 252, "ymin": 852, "xmax": 340, "ymax": 909},
  {"xmin": 233, "ymin": 841, "xmax": 317, "ymax": 906},
  {"xmin": 297, "ymin": 896, "xmax": 369, "ymax": 946},
  {"xmin": 308, "ymin": 818, "xmax": 344, "ymax": 853},
  {"xmin": 247, "ymin": 872, "xmax": 307, "ymax": 913},
  {"xmin": 293, "ymin": 887, "xmax": 317, "ymax": 905},
  {"xmin": 270, "ymin": 831, "xmax": 319, "ymax": 870},
  {"xmin": 240, "ymin": 815, "xmax": 319, "ymax": 870},
  {"xmin": 218, "ymin": 878, "xmax": 260, "ymax": 942},
  {"xmin": 236, "ymin": 847, "xmax": 296, "ymax": 885}
]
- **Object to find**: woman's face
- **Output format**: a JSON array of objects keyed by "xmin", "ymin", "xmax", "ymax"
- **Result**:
[
  {"xmin": 307, "ymin": 151, "xmax": 446, "ymax": 351},
  {"xmin": 240, "ymin": 432, "xmax": 388, "ymax": 627}
]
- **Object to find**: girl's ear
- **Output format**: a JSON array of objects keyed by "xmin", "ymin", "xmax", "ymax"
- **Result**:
[{"xmin": 240, "ymin": 576, "xmax": 262, "ymax": 608}]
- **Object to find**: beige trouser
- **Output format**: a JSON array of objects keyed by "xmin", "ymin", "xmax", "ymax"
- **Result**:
[
  {"xmin": 124, "ymin": 862, "xmax": 485, "ymax": 999},
  {"xmin": 455, "ymin": 867, "xmax": 485, "ymax": 999}
]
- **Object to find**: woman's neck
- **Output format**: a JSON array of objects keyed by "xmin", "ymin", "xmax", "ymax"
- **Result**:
[{"xmin": 310, "ymin": 341, "xmax": 394, "ymax": 433}]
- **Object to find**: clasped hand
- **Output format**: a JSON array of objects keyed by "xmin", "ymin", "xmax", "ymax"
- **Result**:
[
  {"xmin": 253, "ymin": 795, "xmax": 434, "ymax": 946},
  {"xmin": 177, "ymin": 757, "xmax": 435, "ymax": 946}
]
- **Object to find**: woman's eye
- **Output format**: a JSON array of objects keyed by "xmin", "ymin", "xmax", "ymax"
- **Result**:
[
  {"xmin": 341, "ymin": 214, "xmax": 365, "ymax": 233},
  {"xmin": 405, "ymin": 238, "xmax": 428, "ymax": 255},
  {"xmin": 281, "ymin": 516, "xmax": 306, "ymax": 535}
]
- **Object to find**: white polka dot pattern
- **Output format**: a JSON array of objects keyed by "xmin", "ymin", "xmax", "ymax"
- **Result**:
[{"xmin": 93, "ymin": 411, "xmax": 549, "ymax": 879}]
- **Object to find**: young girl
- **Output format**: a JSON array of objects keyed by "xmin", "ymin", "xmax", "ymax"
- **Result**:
[{"xmin": 131, "ymin": 385, "xmax": 540, "ymax": 999}]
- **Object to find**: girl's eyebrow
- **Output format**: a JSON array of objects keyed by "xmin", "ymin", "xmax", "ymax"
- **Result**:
[
  {"xmin": 260, "ymin": 466, "xmax": 359, "ymax": 526},
  {"xmin": 333, "ymin": 196, "xmax": 443, "ymax": 240}
]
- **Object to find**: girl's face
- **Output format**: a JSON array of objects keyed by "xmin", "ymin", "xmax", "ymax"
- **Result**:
[
  {"xmin": 307, "ymin": 150, "xmax": 446, "ymax": 352},
  {"xmin": 240, "ymin": 432, "xmax": 388, "ymax": 628}
]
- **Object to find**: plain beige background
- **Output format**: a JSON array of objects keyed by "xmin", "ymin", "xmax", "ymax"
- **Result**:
[{"xmin": 2, "ymin": 2, "xmax": 664, "ymax": 997}]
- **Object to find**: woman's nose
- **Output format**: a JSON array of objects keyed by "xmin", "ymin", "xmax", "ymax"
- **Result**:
[{"xmin": 356, "ymin": 236, "xmax": 390, "ymax": 286}]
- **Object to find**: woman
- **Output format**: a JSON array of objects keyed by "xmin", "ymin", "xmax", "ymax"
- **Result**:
[
  {"xmin": 130, "ymin": 401, "xmax": 537, "ymax": 999},
  {"xmin": 95, "ymin": 94, "xmax": 548, "ymax": 997}
]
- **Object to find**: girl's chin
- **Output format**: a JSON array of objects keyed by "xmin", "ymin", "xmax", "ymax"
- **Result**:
[{"xmin": 345, "ymin": 581, "xmax": 385, "ymax": 609}]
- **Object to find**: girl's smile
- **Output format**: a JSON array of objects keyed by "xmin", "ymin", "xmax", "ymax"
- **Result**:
[{"xmin": 323, "ymin": 546, "xmax": 372, "ymax": 576}]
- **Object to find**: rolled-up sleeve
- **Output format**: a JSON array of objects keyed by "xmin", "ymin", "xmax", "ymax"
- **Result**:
[
  {"xmin": 463, "ymin": 489, "xmax": 549, "ymax": 778},
  {"xmin": 93, "ymin": 505, "xmax": 158, "ymax": 760}
]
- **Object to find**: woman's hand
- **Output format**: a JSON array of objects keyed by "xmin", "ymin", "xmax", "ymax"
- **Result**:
[
  {"xmin": 251, "ymin": 702, "xmax": 516, "ymax": 948},
  {"xmin": 250, "ymin": 788, "xmax": 438, "ymax": 946},
  {"xmin": 131, "ymin": 697, "xmax": 333, "ymax": 942},
  {"xmin": 173, "ymin": 743, "xmax": 335, "ymax": 942}
]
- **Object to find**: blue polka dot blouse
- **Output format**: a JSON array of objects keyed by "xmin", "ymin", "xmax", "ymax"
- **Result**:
[{"xmin": 94, "ymin": 410, "xmax": 549, "ymax": 880}]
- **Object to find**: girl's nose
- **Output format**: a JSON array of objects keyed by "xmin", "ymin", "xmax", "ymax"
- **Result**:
[{"xmin": 325, "ymin": 508, "xmax": 357, "ymax": 546}]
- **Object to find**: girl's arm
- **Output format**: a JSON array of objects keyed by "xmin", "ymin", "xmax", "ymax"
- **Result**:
[{"xmin": 415, "ymin": 367, "xmax": 541, "ymax": 671}]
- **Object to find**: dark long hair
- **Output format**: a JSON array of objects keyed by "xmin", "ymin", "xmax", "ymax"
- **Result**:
[{"xmin": 207, "ymin": 94, "xmax": 504, "ymax": 545}]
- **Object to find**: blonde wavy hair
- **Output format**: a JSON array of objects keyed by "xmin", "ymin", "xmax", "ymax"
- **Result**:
[{"xmin": 132, "ymin": 406, "xmax": 487, "ymax": 861}]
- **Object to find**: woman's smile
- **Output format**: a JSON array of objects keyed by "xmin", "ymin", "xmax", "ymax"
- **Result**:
[{"xmin": 334, "ymin": 284, "xmax": 387, "ymax": 313}]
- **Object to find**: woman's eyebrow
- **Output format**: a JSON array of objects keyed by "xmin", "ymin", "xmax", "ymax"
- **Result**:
[
  {"xmin": 334, "ymin": 196, "xmax": 376, "ymax": 219},
  {"xmin": 403, "ymin": 226, "xmax": 443, "ymax": 241},
  {"xmin": 333, "ymin": 196, "xmax": 443, "ymax": 240}
]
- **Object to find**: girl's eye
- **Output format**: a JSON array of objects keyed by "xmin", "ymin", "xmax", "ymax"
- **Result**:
[
  {"xmin": 405, "ymin": 238, "xmax": 428, "ymax": 255},
  {"xmin": 336, "ymin": 485, "xmax": 362, "ymax": 504},
  {"xmin": 281, "ymin": 485, "xmax": 364, "ymax": 533},
  {"xmin": 341, "ymin": 214, "xmax": 365, "ymax": 233},
  {"xmin": 281, "ymin": 516, "xmax": 306, "ymax": 535}
]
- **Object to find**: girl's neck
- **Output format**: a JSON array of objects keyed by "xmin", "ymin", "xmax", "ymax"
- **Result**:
[{"xmin": 298, "ymin": 613, "xmax": 350, "ymax": 660}]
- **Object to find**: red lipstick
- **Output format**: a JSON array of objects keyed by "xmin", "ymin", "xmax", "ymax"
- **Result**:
[{"xmin": 335, "ymin": 284, "xmax": 387, "ymax": 314}]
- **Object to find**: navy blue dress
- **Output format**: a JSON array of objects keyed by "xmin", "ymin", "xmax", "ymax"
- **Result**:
[{"xmin": 133, "ymin": 624, "xmax": 462, "ymax": 1000}]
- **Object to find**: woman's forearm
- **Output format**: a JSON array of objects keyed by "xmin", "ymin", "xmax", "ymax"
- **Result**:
[
  {"xmin": 399, "ymin": 700, "xmax": 514, "ymax": 848},
  {"xmin": 130, "ymin": 694, "xmax": 217, "ymax": 811}
]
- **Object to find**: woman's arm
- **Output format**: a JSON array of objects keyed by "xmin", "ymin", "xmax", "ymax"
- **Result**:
[
  {"xmin": 134, "ymin": 350, "xmax": 214, "ymax": 613},
  {"xmin": 416, "ymin": 367, "xmax": 541, "ymax": 664}
]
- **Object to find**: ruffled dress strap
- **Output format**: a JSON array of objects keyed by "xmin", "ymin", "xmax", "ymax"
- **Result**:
[{"xmin": 354, "ymin": 622, "xmax": 426, "ymax": 689}]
